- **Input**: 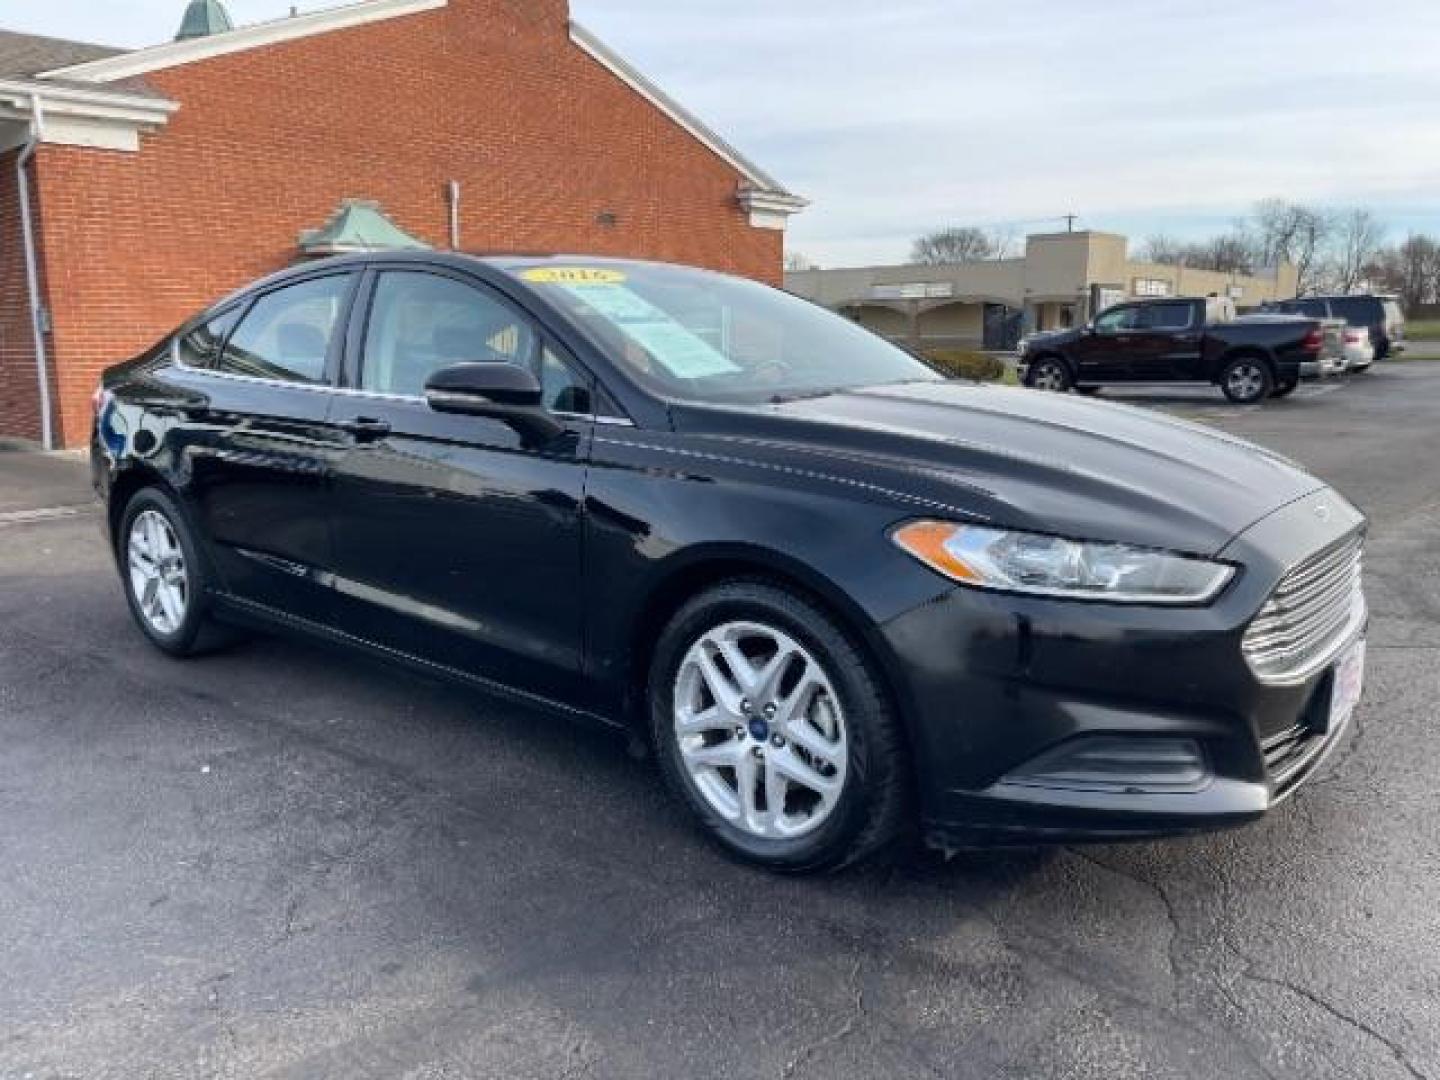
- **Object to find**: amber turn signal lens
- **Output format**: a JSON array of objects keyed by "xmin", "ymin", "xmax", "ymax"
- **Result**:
[{"xmin": 891, "ymin": 521, "xmax": 980, "ymax": 584}]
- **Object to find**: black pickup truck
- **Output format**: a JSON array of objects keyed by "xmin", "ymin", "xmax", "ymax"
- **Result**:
[{"xmin": 1017, "ymin": 297, "xmax": 1328, "ymax": 404}]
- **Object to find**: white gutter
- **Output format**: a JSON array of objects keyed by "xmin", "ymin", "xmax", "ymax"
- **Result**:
[{"xmin": 17, "ymin": 94, "xmax": 53, "ymax": 450}]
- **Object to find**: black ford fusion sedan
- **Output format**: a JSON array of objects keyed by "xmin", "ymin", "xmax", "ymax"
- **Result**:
[{"xmin": 92, "ymin": 252, "xmax": 1368, "ymax": 872}]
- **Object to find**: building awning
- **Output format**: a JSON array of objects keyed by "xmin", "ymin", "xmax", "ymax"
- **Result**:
[{"xmin": 298, "ymin": 199, "xmax": 429, "ymax": 257}]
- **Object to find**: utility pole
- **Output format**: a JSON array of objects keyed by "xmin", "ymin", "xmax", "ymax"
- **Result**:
[{"xmin": 1063, "ymin": 214, "xmax": 1078, "ymax": 233}]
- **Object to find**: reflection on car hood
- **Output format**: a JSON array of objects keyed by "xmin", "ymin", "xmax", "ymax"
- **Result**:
[{"xmin": 677, "ymin": 381, "xmax": 1326, "ymax": 556}]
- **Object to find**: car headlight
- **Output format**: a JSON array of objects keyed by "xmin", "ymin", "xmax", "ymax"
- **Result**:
[{"xmin": 892, "ymin": 522, "xmax": 1235, "ymax": 604}]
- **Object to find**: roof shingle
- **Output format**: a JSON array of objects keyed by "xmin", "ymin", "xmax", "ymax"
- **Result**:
[{"xmin": 0, "ymin": 28, "xmax": 124, "ymax": 80}]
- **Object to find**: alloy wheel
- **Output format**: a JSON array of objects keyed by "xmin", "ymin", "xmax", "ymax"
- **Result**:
[
  {"xmin": 127, "ymin": 509, "xmax": 189, "ymax": 636},
  {"xmin": 1032, "ymin": 362, "xmax": 1068, "ymax": 391},
  {"xmin": 673, "ymin": 621, "xmax": 848, "ymax": 840},
  {"xmin": 1227, "ymin": 362, "xmax": 1266, "ymax": 403}
]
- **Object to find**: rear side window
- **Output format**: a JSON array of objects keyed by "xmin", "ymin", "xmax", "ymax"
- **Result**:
[
  {"xmin": 1137, "ymin": 303, "xmax": 1193, "ymax": 330},
  {"xmin": 217, "ymin": 275, "xmax": 353, "ymax": 384},
  {"xmin": 1280, "ymin": 299, "xmax": 1329, "ymax": 318},
  {"xmin": 176, "ymin": 307, "xmax": 242, "ymax": 369},
  {"xmin": 1383, "ymin": 300, "xmax": 1405, "ymax": 326},
  {"xmin": 1330, "ymin": 297, "xmax": 1381, "ymax": 327}
]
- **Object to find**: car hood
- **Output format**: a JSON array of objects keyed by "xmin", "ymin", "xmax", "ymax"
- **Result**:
[
  {"xmin": 672, "ymin": 381, "xmax": 1327, "ymax": 557},
  {"xmin": 1023, "ymin": 327, "xmax": 1084, "ymax": 351}
]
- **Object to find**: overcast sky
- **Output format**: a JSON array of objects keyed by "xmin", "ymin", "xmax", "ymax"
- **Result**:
[{"xmin": 5, "ymin": 0, "xmax": 1438, "ymax": 265}]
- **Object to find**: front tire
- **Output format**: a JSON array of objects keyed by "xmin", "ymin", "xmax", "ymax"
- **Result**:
[
  {"xmin": 118, "ymin": 487, "xmax": 231, "ymax": 657},
  {"xmin": 1025, "ymin": 356, "xmax": 1073, "ymax": 392},
  {"xmin": 1220, "ymin": 356, "xmax": 1273, "ymax": 404},
  {"xmin": 649, "ymin": 580, "xmax": 910, "ymax": 873}
]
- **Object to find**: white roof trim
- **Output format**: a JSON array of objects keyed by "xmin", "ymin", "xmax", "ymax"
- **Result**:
[
  {"xmin": 0, "ymin": 79, "xmax": 178, "ymax": 127},
  {"xmin": 40, "ymin": 0, "xmax": 447, "ymax": 83},
  {"xmin": 569, "ymin": 20, "xmax": 799, "ymax": 201}
]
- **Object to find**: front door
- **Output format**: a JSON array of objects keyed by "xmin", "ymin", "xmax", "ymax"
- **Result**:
[
  {"xmin": 325, "ymin": 266, "xmax": 594, "ymax": 704},
  {"xmin": 1071, "ymin": 304, "xmax": 1141, "ymax": 381}
]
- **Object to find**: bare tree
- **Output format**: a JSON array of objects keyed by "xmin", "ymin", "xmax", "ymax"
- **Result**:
[
  {"xmin": 784, "ymin": 251, "xmax": 819, "ymax": 273},
  {"xmin": 1243, "ymin": 199, "xmax": 1332, "ymax": 294},
  {"xmin": 1289, "ymin": 207, "xmax": 1332, "ymax": 295},
  {"xmin": 1330, "ymin": 209, "xmax": 1385, "ymax": 293},
  {"xmin": 1138, "ymin": 234, "xmax": 1184, "ymax": 264},
  {"xmin": 1369, "ymin": 235, "xmax": 1439, "ymax": 311},
  {"xmin": 911, "ymin": 227, "xmax": 994, "ymax": 265},
  {"xmin": 987, "ymin": 225, "xmax": 1021, "ymax": 260},
  {"xmin": 1193, "ymin": 232, "xmax": 1257, "ymax": 275}
]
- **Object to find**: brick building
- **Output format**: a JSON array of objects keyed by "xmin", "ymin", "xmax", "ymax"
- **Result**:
[{"xmin": 0, "ymin": 0, "xmax": 806, "ymax": 447}]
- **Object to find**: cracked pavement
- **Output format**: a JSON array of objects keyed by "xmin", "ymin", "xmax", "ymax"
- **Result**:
[{"xmin": 1, "ymin": 367, "xmax": 1437, "ymax": 1078}]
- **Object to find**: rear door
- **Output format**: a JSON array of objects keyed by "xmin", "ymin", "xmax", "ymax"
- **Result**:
[
  {"xmin": 167, "ymin": 271, "xmax": 358, "ymax": 622},
  {"xmin": 324, "ymin": 264, "xmax": 596, "ymax": 704},
  {"xmin": 1133, "ymin": 301, "xmax": 1202, "ymax": 380}
]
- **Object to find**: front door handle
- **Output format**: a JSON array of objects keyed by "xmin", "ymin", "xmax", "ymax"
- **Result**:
[{"xmin": 339, "ymin": 416, "xmax": 392, "ymax": 441}]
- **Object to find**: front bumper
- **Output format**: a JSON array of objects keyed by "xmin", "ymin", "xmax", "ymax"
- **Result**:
[{"xmin": 878, "ymin": 493, "xmax": 1367, "ymax": 847}]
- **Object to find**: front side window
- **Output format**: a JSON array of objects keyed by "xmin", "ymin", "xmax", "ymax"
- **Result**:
[
  {"xmin": 361, "ymin": 271, "xmax": 596, "ymax": 413},
  {"xmin": 1095, "ymin": 306, "xmax": 1139, "ymax": 332},
  {"xmin": 218, "ymin": 275, "xmax": 353, "ymax": 384},
  {"xmin": 510, "ymin": 262, "xmax": 942, "ymax": 405}
]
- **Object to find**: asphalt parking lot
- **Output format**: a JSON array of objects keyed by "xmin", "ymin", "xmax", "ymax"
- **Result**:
[{"xmin": 2, "ymin": 365, "xmax": 1438, "ymax": 1080}]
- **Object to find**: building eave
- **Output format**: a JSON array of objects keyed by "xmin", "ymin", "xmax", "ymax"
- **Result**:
[
  {"xmin": 568, "ymin": 19, "xmax": 807, "ymax": 227},
  {"xmin": 0, "ymin": 79, "xmax": 177, "ymax": 152},
  {"xmin": 39, "ymin": 0, "xmax": 447, "ymax": 83}
]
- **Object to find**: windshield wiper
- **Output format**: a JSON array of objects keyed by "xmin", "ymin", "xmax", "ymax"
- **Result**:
[{"xmin": 768, "ymin": 386, "xmax": 849, "ymax": 405}]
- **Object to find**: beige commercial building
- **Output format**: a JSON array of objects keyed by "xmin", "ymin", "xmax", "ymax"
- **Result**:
[{"xmin": 786, "ymin": 231, "xmax": 1300, "ymax": 351}]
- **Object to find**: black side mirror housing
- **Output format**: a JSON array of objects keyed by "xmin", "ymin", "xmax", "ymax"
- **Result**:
[{"xmin": 424, "ymin": 363, "xmax": 564, "ymax": 444}]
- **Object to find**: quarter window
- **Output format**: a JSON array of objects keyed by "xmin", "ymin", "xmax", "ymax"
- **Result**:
[
  {"xmin": 218, "ymin": 275, "xmax": 353, "ymax": 384},
  {"xmin": 176, "ymin": 307, "xmax": 242, "ymax": 369},
  {"xmin": 361, "ymin": 271, "xmax": 594, "ymax": 413}
]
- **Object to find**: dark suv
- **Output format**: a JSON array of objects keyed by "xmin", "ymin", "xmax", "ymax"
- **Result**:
[{"xmin": 1273, "ymin": 295, "xmax": 1406, "ymax": 360}]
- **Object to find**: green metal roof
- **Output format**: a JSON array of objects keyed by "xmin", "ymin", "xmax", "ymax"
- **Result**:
[
  {"xmin": 297, "ymin": 200, "xmax": 431, "ymax": 257},
  {"xmin": 175, "ymin": 0, "xmax": 235, "ymax": 42}
]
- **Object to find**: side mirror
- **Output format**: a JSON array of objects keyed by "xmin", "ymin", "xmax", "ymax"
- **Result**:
[{"xmin": 424, "ymin": 363, "xmax": 564, "ymax": 444}]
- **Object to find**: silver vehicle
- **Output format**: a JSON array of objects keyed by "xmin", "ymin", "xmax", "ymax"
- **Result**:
[
  {"xmin": 1274, "ymin": 295, "xmax": 1406, "ymax": 361},
  {"xmin": 1341, "ymin": 325, "xmax": 1376, "ymax": 372}
]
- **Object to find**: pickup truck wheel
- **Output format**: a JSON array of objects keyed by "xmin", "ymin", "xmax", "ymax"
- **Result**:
[
  {"xmin": 1220, "ymin": 357, "xmax": 1272, "ymax": 404},
  {"xmin": 1026, "ymin": 358, "xmax": 1072, "ymax": 392},
  {"xmin": 1270, "ymin": 379, "xmax": 1299, "ymax": 399}
]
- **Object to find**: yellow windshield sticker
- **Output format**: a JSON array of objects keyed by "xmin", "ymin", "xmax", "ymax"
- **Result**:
[{"xmin": 521, "ymin": 267, "xmax": 627, "ymax": 286}]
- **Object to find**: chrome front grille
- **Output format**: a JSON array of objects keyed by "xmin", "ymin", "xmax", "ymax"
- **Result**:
[{"xmin": 1243, "ymin": 530, "xmax": 1365, "ymax": 685}]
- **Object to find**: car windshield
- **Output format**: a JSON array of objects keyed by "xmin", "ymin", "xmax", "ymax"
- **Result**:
[{"xmin": 510, "ymin": 261, "xmax": 942, "ymax": 404}]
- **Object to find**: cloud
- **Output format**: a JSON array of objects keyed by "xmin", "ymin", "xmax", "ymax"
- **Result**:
[{"xmin": 9, "ymin": 0, "xmax": 1439, "ymax": 264}]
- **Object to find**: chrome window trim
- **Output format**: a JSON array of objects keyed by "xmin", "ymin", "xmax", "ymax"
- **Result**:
[{"xmin": 167, "ymin": 357, "xmax": 635, "ymax": 426}]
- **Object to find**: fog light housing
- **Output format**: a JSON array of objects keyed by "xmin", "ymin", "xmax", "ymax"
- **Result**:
[{"xmin": 1002, "ymin": 736, "xmax": 1210, "ymax": 794}]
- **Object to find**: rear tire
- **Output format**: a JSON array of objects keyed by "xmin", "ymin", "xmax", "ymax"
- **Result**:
[
  {"xmin": 1220, "ymin": 356, "xmax": 1273, "ymax": 404},
  {"xmin": 1025, "ymin": 357, "xmax": 1073, "ymax": 393},
  {"xmin": 117, "ymin": 487, "xmax": 234, "ymax": 658},
  {"xmin": 1270, "ymin": 379, "xmax": 1299, "ymax": 399},
  {"xmin": 648, "ymin": 580, "xmax": 910, "ymax": 873}
]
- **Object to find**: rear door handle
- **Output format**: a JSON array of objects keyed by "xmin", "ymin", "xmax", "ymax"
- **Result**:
[{"xmin": 339, "ymin": 416, "xmax": 392, "ymax": 441}]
